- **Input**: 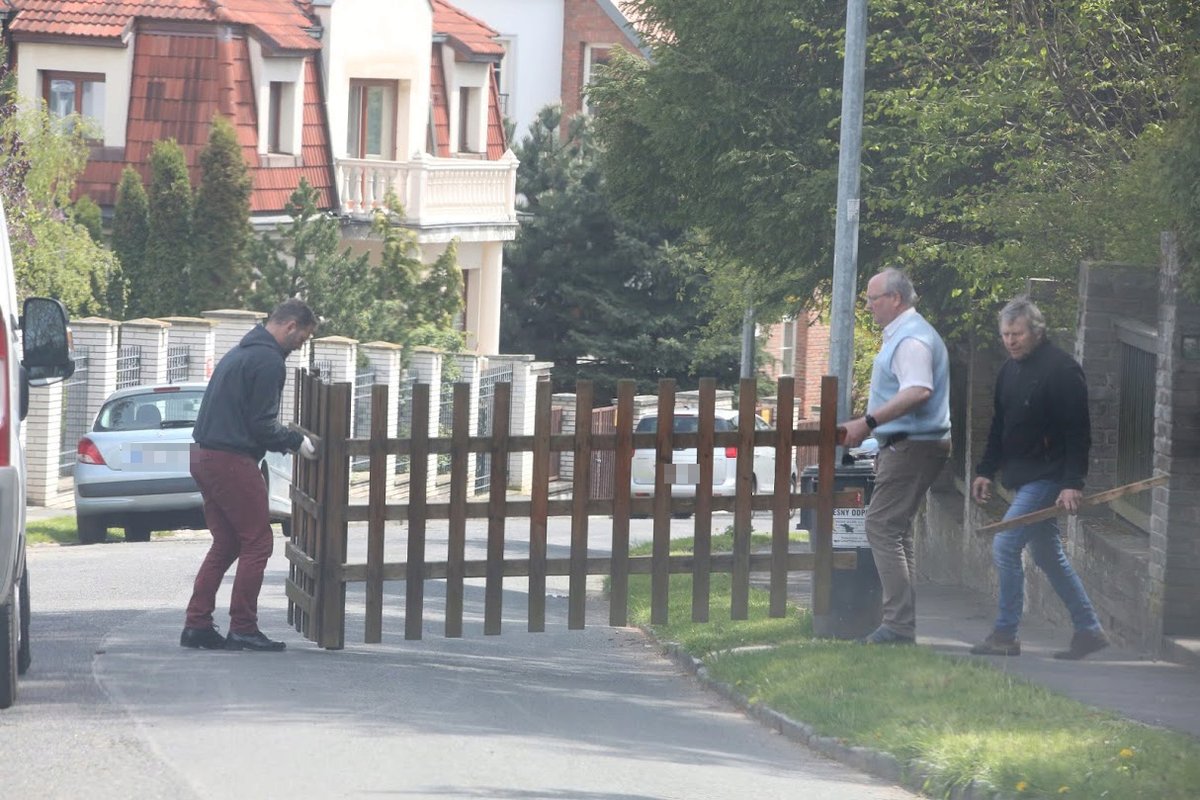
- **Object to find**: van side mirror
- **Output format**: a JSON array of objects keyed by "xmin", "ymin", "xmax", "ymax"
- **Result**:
[{"xmin": 21, "ymin": 297, "xmax": 74, "ymax": 383}]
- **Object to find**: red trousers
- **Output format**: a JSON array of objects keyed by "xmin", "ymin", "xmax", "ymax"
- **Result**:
[{"xmin": 185, "ymin": 447, "xmax": 274, "ymax": 634}]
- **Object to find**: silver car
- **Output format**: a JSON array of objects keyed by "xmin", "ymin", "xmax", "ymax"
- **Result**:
[
  {"xmin": 630, "ymin": 409, "xmax": 796, "ymax": 515},
  {"xmin": 72, "ymin": 383, "xmax": 292, "ymax": 544}
]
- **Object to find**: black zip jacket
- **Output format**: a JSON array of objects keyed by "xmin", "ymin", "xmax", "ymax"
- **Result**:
[
  {"xmin": 974, "ymin": 339, "xmax": 1091, "ymax": 491},
  {"xmin": 192, "ymin": 325, "xmax": 303, "ymax": 461}
]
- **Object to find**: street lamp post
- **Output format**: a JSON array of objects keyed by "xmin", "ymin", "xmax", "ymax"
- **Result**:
[{"xmin": 828, "ymin": 0, "xmax": 868, "ymax": 426}]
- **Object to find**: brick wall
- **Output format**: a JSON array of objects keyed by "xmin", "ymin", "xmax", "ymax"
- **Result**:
[
  {"xmin": 799, "ymin": 315, "xmax": 830, "ymax": 420},
  {"xmin": 560, "ymin": 0, "xmax": 641, "ymax": 122}
]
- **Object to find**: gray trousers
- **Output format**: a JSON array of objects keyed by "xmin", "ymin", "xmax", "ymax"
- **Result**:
[{"xmin": 865, "ymin": 438, "xmax": 950, "ymax": 638}]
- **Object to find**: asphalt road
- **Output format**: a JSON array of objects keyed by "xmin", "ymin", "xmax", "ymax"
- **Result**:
[{"xmin": 1, "ymin": 517, "xmax": 918, "ymax": 800}]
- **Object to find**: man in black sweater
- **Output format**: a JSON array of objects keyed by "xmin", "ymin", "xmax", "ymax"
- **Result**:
[
  {"xmin": 180, "ymin": 299, "xmax": 319, "ymax": 652},
  {"xmin": 970, "ymin": 296, "xmax": 1109, "ymax": 660}
]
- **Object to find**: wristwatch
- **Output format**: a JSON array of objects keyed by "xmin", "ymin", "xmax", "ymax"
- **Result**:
[{"xmin": 864, "ymin": 413, "xmax": 879, "ymax": 430}]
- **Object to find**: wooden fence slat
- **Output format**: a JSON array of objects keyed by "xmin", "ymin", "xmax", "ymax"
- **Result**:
[
  {"xmin": 445, "ymin": 383, "xmax": 470, "ymax": 638},
  {"xmin": 364, "ymin": 384, "xmax": 389, "ymax": 643},
  {"xmin": 317, "ymin": 381, "xmax": 351, "ymax": 650},
  {"xmin": 568, "ymin": 381, "xmax": 593, "ymax": 630},
  {"xmin": 691, "ymin": 378, "xmax": 715, "ymax": 623},
  {"xmin": 731, "ymin": 377, "xmax": 756, "ymax": 620},
  {"xmin": 405, "ymin": 383, "xmax": 430, "ymax": 641},
  {"xmin": 650, "ymin": 379, "xmax": 676, "ymax": 625},
  {"xmin": 528, "ymin": 381, "xmax": 552, "ymax": 632},
  {"xmin": 609, "ymin": 380, "xmax": 635, "ymax": 627},
  {"xmin": 812, "ymin": 375, "xmax": 838, "ymax": 619},
  {"xmin": 484, "ymin": 382, "xmax": 511, "ymax": 635},
  {"xmin": 771, "ymin": 377, "xmax": 795, "ymax": 617}
]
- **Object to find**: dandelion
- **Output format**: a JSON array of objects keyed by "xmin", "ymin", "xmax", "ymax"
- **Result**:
[
  {"xmin": 1016, "ymin": 781, "xmax": 1029, "ymax": 792},
  {"xmin": 1119, "ymin": 747, "xmax": 1135, "ymax": 759},
  {"xmin": 1058, "ymin": 788, "xmax": 1070, "ymax": 795}
]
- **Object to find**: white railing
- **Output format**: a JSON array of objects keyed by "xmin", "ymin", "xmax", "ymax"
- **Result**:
[{"xmin": 337, "ymin": 151, "xmax": 518, "ymax": 228}]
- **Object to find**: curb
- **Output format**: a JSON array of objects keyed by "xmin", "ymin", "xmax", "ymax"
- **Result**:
[{"xmin": 647, "ymin": 631, "xmax": 1011, "ymax": 800}]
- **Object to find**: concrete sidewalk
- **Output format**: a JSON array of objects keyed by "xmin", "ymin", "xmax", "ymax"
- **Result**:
[{"xmin": 915, "ymin": 579, "xmax": 1200, "ymax": 738}]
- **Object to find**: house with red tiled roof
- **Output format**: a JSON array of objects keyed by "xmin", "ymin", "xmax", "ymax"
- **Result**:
[
  {"xmin": 448, "ymin": 0, "xmax": 648, "ymax": 137},
  {"xmin": 3, "ymin": 0, "xmax": 518, "ymax": 354}
]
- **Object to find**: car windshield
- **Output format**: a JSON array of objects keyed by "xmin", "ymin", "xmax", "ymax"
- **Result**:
[
  {"xmin": 94, "ymin": 390, "xmax": 206, "ymax": 432},
  {"xmin": 635, "ymin": 415, "xmax": 735, "ymax": 434}
]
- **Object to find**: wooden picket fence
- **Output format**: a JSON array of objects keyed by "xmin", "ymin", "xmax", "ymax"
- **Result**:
[{"xmin": 284, "ymin": 372, "xmax": 861, "ymax": 649}]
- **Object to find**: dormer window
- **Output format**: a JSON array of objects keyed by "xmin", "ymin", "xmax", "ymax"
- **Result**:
[
  {"xmin": 43, "ymin": 71, "xmax": 105, "ymax": 137},
  {"xmin": 268, "ymin": 81, "xmax": 297, "ymax": 155},
  {"xmin": 348, "ymin": 80, "xmax": 396, "ymax": 159},
  {"xmin": 457, "ymin": 86, "xmax": 482, "ymax": 154}
]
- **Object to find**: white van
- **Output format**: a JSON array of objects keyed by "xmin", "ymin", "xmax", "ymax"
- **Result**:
[{"xmin": 0, "ymin": 204, "xmax": 74, "ymax": 709}]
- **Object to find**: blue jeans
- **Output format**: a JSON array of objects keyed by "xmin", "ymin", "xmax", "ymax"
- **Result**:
[{"xmin": 992, "ymin": 479, "xmax": 1101, "ymax": 635}]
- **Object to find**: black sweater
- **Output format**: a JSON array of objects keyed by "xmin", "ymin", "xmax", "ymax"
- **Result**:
[
  {"xmin": 975, "ymin": 340, "xmax": 1091, "ymax": 490},
  {"xmin": 192, "ymin": 325, "xmax": 303, "ymax": 461}
]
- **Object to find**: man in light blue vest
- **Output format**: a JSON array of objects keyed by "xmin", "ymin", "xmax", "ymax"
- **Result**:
[{"xmin": 842, "ymin": 268, "xmax": 951, "ymax": 645}]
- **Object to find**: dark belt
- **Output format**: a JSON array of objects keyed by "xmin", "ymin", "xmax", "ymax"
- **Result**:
[{"xmin": 879, "ymin": 432, "xmax": 909, "ymax": 448}]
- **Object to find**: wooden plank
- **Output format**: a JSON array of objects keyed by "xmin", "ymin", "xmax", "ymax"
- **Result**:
[
  {"xmin": 975, "ymin": 475, "xmax": 1169, "ymax": 535},
  {"xmin": 445, "ymin": 383, "xmax": 471, "ymax": 638},
  {"xmin": 691, "ymin": 378, "xmax": 715, "ymax": 623},
  {"xmin": 317, "ymin": 381, "xmax": 351, "ymax": 650},
  {"xmin": 609, "ymin": 380, "xmax": 635, "ymax": 627},
  {"xmin": 650, "ymin": 379, "xmax": 675, "ymax": 625},
  {"xmin": 771, "ymin": 377, "xmax": 795, "ymax": 618},
  {"xmin": 338, "ymin": 489, "xmax": 863, "ymax": 523},
  {"xmin": 340, "ymin": 551, "xmax": 860, "ymax": 583},
  {"xmin": 812, "ymin": 375, "xmax": 838, "ymax": 618},
  {"xmin": 405, "ymin": 382, "xmax": 430, "ymax": 641},
  {"xmin": 484, "ymin": 382, "xmax": 511, "ymax": 635},
  {"xmin": 731, "ymin": 377, "xmax": 756, "ymax": 619},
  {"xmin": 568, "ymin": 381, "xmax": 593, "ymax": 630},
  {"xmin": 528, "ymin": 380, "xmax": 552, "ymax": 632},
  {"xmin": 364, "ymin": 384, "xmax": 388, "ymax": 644},
  {"xmin": 283, "ymin": 540, "xmax": 316, "ymax": 579}
]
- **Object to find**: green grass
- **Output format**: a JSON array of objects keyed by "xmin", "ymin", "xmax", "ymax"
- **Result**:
[
  {"xmin": 627, "ymin": 534, "xmax": 1200, "ymax": 800},
  {"xmin": 26, "ymin": 515, "xmax": 82, "ymax": 545}
]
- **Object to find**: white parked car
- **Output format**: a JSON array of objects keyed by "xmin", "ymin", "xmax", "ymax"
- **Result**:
[
  {"xmin": 73, "ymin": 383, "xmax": 292, "ymax": 544},
  {"xmin": 630, "ymin": 409, "xmax": 796, "ymax": 515}
]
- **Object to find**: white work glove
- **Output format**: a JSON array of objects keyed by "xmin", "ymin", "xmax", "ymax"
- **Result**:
[{"xmin": 299, "ymin": 435, "xmax": 319, "ymax": 460}]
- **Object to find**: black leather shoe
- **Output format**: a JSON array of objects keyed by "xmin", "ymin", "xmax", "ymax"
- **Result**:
[
  {"xmin": 225, "ymin": 630, "xmax": 286, "ymax": 652},
  {"xmin": 857, "ymin": 625, "xmax": 915, "ymax": 645},
  {"xmin": 180, "ymin": 626, "xmax": 226, "ymax": 650}
]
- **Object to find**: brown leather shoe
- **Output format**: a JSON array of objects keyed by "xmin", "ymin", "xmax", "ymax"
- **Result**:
[
  {"xmin": 969, "ymin": 631, "xmax": 1021, "ymax": 656},
  {"xmin": 1053, "ymin": 629, "xmax": 1109, "ymax": 660}
]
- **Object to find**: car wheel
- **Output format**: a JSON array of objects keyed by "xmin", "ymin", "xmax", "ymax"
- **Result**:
[
  {"xmin": 76, "ymin": 515, "xmax": 107, "ymax": 545},
  {"xmin": 0, "ymin": 580, "xmax": 18, "ymax": 709},
  {"xmin": 125, "ymin": 524, "xmax": 152, "ymax": 543},
  {"xmin": 17, "ymin": 569, "xmax": 30, "ymax": 676},
  {"xmin": 279, "ymin": 518, "xmax": 293, "ymax": 538}
]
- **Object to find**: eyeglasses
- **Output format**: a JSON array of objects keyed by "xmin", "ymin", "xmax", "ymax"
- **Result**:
[{"xmin": 864, "ymin": 291, "xmax": 894, "ymax": 303}]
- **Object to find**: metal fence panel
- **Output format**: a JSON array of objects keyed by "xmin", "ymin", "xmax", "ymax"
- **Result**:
[
  {"xmin": 116, "ymin": 345, "xmax": 142, "ymax": 389},
  {"xmin": 352, "ymin": 367, "xmax": 376, "ymax": 473},
  {"xmin": 60, "ymin": 348, "xmax": 91, "ymax": 477},
  {"xmin": 475, "ymin": 363, "xmax": 513, "ymax": 494},
  {"xmin": 167, "ymin": 345, "xmax": 190, "ymax": 383}
]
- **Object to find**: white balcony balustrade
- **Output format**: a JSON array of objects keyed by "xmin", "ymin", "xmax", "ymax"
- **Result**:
[{"xmin": 337, "ymin": 151, "xmax": 518, "ymax": 228}]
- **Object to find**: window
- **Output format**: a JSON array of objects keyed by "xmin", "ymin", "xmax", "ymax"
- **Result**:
[
  {"xmin": 43, "ymin": 71, "xmax": 105, "ymax": 137},
  {"xmin": 457, "ymin": 86, "xmax": 482, "ymax": 153},
  {"xmin": 347, "ymin": 81, "xmax": 395, "ymax": 159},
  {"xmin": 493, "ymin": 39, "xmax": 513, "ymax": 117},
  {"xmin": 267, "ymin": 81, "xmax": 297, "ymax": 154},
  {"xmin": 581, "ymin": 45, "xmax": 612, "ymax": 114},
  {"xmin": 779, "ymin": 318, "xmax": 796, "ymax": 377}
]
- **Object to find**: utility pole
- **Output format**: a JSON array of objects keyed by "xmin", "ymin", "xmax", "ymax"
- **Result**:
[{"xmin": 828, "ymin": 0, "xmax": 868, "ymax": 425}]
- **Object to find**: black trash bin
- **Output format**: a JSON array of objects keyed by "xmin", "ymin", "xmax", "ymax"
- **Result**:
[{"xmin": 800, "ymin": 460, "xmax": 880, "ymax": 639}]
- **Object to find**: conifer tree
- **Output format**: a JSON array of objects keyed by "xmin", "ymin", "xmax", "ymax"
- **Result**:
[
  {"xmin": 192, "ymin": 115, "xmax": 252, "ymax": 313},
  {"xmin": 141, "ymin": 139, "xmax": 192, "ymax": 317},
  {"xmin": 109, "ymin": 167, "xmax": 149, "ymax": 319}
]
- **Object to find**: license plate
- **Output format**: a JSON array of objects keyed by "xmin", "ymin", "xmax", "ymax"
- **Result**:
[
  {"xmin": 125, "ymin": 443, "xmax": 191, "ymax": 470},
  {"xmin": 665, "ymin": 464, "xmax": 700, "ymax": 485}
]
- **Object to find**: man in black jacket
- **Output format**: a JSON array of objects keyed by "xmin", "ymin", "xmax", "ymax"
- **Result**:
[
  {"xmin": 970, "ymin": 296, "xmax": 1109, "ymax": 660},
  {"xmin": 180, "ymin": 299, "xmax": 319, "ymax": 652}
]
